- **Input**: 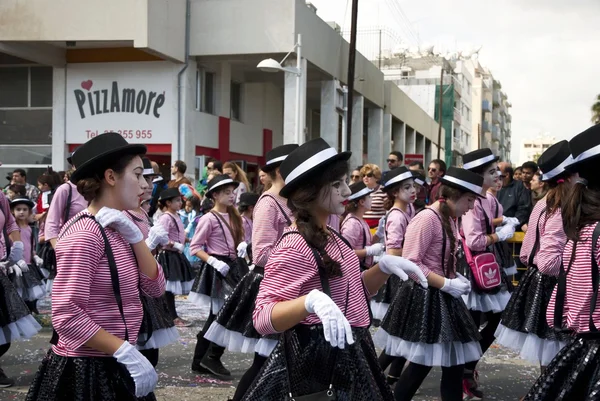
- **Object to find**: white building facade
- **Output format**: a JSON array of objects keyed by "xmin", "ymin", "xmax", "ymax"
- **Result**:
[{"xmin": 519, "ymin": 134, "xmax": 556, "ymax": 166}]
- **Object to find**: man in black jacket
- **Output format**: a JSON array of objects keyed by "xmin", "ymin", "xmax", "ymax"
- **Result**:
[{"xmin": 497, "ymin": 162, "xmax": 532, "ymax": 232}]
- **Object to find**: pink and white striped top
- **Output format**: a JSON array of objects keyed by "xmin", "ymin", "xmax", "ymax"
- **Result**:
[
  {"xmin": 126, "ymin": 209, "xmax": 153, "ymax": 239},
  {"xmin": 403, "ymin": 207, "xmax": 459, "ymax": 279},
  {"xmin": 462, "ymin": 197, "xmax": 494, "ymax": 253},
  {"xmin": 341, "ymin": 214, "xmax": 373, "ymax": 266},
  {"xmin": 52, "ymin": 211, "xmax": 165, "ymax": 357},
  {"xmin": 385, "ymin": 205, "xmax": 415, "ymax": 250},
  {"xmin": 0, "ymin": 192, "xmax": 18, "ymax": 259},
  {"xmin": 190, "ymin": 212, "xmax": 236, "ymax": 258},
  {"xmin": 520, "ymin": 197, "xmax": 567, "ymax": 277},
  {"xmin": 158, "ymin": 212, "xmax": 185, "ymax": 244},
  {"xmin": 252, "ymin": 193, "xmax": 293, "ymax": 267},
  {"xmin": 243, "ymin": 216, "xmax": 253, "ymax": 244},
  {"xmin": 547, "ymin": 223, "xmax": 600, "ymax": 333},
  {"xmin": 327, "ymin": 214, "xmax": 340, "ymax": 232},
  {"xmin": 45, "ymin": 182, "xmax": 88, "ymax": 241},
  {"xmin": 15, "ymin": 224, "xmax": 33, "ymax": 264},
  {"xmin": 253, "ymin": 228, "xmax": 371, "ymax": 335}
]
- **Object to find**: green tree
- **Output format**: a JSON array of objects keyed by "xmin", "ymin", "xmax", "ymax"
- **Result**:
[{"xmin": 592, "ymin": 94, "xmax": 600, "ymax": 124}]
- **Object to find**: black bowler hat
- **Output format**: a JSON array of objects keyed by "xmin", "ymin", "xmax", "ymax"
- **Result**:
[
  {"xmin": 142, "ymin": 157, "xmax": 157, "ymax": 177},
  {"xmin": 566, "ymin": 125, "xmax": 600, "ymax": 181},
  {"xmin": 538, "ymin": 140, "xmax": 573, "ymax": 182},
  {"xmin": 70, "ymin": 133, "xmax": 146, "ymax": 183},
  {"xmin": 279, "ymin": 138, "xmax": 351, "ymax": 198},
  {"xmin": 382, "ymin": 166, "xmax": 414, "ymax": 189},
  {"xmin": 206, "ymin": 174, "xmax": 239, "ymax": 198},
  {"xmin": 462, "ymin": 148, "xmax": 499, "ymax": 171},
  {"xmin": 10, "ymin": 197, "xmax": 35, "ymax": 209},
  {"xmin": 67, "ymin": 146, "xmax": 79, "ymax": 167},
  {"xmin": 440, "ymin": 167, "xmax": 485, "ymax": 198},
  {"xmin": 158, "ymin": 187, "xmax": 181, "ymax": 202},
  {"xmin": 347, "ymin": 182, "xmax": 373, "ymax": 202},
  {"xmin": 261, "ymin": 144, "xmax": 300, "ymax": 173},
  {"xmin": 239, "ymin": 192, "xmax": 260, "ymax": 207},
  {"xmin": 413, "ymin": 173, "xmax": 426, "ymax": 187}
]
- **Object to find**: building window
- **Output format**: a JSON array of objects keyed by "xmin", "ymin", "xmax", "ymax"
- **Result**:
[
  {"xmin": 231, "ymin": 81, "xmax": 242, "ymax": 122},
  {"xmin": 0, "ymin": 66, "xmax": 52, "ymax": 108},
  {"xmin": 195, "ymin": 68, "xmax": 215, "ymax": 114},
  {"xmin": 524, "ymin": 144, "xmax": 532, "ymax": 148}
]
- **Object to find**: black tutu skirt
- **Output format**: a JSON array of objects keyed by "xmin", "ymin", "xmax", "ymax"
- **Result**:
[
  {"xmin": 242, "ymin": 325, "xmax": 394, "ymax": 401},
  {"xmin": 26, "ymin": 350, "xmax": 156, "ymax": 401},
  {"xmin": 137, "ymin": 294, "xmax": 179, "ymax": 350},
  {"xmin": 523, "ymin": 336, "xmax": 600, "ymax": 401},
  {"xmin": 156, "ymin": 250, "xmax": 194, "ymax": 295},
  {"xmin": 495, "ymin": 266, "xmax": 568, "ymax": 365},
  {"xmin": 373, "ymin": 280, "xmax": 482, "ymax": 367},
  {"xmin": 370, "ymin": 274, "xmax": 402, "ymax": 321},
  {"xmin": 38, "ymin": 241, "xmax": 56, "ymax": 280},
  {"xmin": 203, "ymin": 266, "xmax": 279, "ymax": 356},
  {"xmin": 0, "ymin": 272, "xmax": 42, "ymax": 345},
  {"xmin": 9, "ymin": 266, "xmax": 46, "ymax": 302},
  {"xmin": 188, "ymin": 255, "xmax": 249, "ymax": 315}
]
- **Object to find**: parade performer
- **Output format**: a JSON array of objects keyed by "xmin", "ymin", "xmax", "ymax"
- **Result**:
[
  {"xmin": 239, "ymin": 192, "xmax": 259, "ymax": 245},
  {"xmin": 242, "ymin": 138, "xmax": 426, "ymax": 400},
  {"xmin": 26, "ymin": 132, "xmax": 165, "ymax": 400}
]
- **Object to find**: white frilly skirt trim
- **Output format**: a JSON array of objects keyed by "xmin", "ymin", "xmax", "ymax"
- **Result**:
[
  {"xmin": 494, "ymin": 323, "xmax": 568, "ymax": 366},
  {"xmin": 22, "ymin": 284, "xmax": 46, "ymax": 301},
  {"xmin": 136, "ymin": 326, "xmax": 180, "ymax": 350},
  {"xmin": 45, "ymin": 279, "xmax": 54, "ymax": 294},
  {"xmin": 373, "ymin": 328, "xmax": 482, "ymax": 367},
  {"xmin": 39, "ymin": 267, "xmax": 50, "ymax": 279},
  {"xmin": 0, "ymin": 314, "xmax": 42, "ymax": 345},
  {"xmin": 187, "ymin": 291, "xmax": 224, "ymax": 315},
  {"xmin": 370, "ymin": 300, "xmax": 390, "ymax": 321},
  {"xmin": 165, "ymin": 279, "xmax": 194, "ymax": 295},
  {"xmin": 204, "ymin": 321, "xmax": 278, "ymax": 357},
  {"xmin": 462, "ymin": 289, "xmax": 511, "ymax": 313},
  {"xmin": 504, "ymin": 264, "xmax": 518, "ymax": 276}
]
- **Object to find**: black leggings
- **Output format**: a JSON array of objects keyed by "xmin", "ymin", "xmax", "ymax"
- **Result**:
[
  {"xmin": 140, "ymin": 348, "xmax": 159, "ymax": 367},
  {"xmin": 232, "ymin": 353, "xmax": 268, "ymax": 401},
  {"xmin": 164, "ymin": 291, "xmax": 178, "ymax": 320},
  {"xmin": 193, "ymin": 312, "xmax": 225, "ymax": 364},
  {"xmin": 378, "ymin": 351, "xmax": 406, "ymax": 379},
  {"xmin": 0, "ymin": 343, "xmax": 10, "ymax": 359},
  {"xmin": 464, "ymin": 310, "xmax": 502, "ymax": 371},
  {"xmin": 394, "ymin": 362, "xmax": 464, "ymax": 401}
]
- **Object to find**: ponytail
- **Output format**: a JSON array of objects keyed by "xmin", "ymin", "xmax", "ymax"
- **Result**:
[
  {"xmin": 437, "ymin": 185, "xmax": 463, "ymax": 276},
  {"xmin": 226, "ymin": 205, "xmax": 245, "ymax": 247}
]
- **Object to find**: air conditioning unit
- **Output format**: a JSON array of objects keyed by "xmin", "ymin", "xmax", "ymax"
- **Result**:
[{"xmin": 306, "ymin": 2, "xmax": 318, "ymax": 14}]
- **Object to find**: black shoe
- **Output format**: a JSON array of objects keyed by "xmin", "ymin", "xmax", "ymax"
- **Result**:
[
  {"xmin": 0, "ymin": 368, "xmax": 14, "ymax": 388},
  {"xmin": 191, "ymin": 361, "xmax": 209, "ymax": 374},
  {"xmin": 200, "ymin": 357, "xmax": 232, "ymax": 380}
]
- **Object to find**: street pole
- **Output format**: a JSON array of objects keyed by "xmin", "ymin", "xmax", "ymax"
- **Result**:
[
  {"xmin": 295, "ymin": 34, "xmax": 303, "ymax": 145},
  {"xmin": 346, "ymin": 0, "xmax": 359, "ymax": 152},
  {"xmin": 437, "ymin": 66, "xmax": 444, "ymax": 159}
]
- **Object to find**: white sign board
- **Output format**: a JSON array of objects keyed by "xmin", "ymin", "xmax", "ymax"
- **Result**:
[{"xmin": 66, "ymin": 61, "xmax": 176, "ymax": 144}]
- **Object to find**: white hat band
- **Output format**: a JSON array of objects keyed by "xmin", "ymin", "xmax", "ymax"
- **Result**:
[
  {"xmin": 443, "ymin": 175, "xmax": 483, "ymax": 196},
  {"xmin": 285, "ymin": 148, "xmax": 338, "ymax": 185},
  {"xmin": 463, "ymin": 154, "xmax": 496, "ymax": 170}
]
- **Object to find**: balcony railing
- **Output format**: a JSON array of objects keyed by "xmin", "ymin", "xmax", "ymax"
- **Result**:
[
  {"xmin": 492, "ymin": 125, "xmax": 500, "ymax": 142},
  {"xmin": 454, "ymin": 108, "xmax": 462, "ymax": 125},
  {"xmin": 493, "ymin": 91, "xmax": 502, "ymax": 105},
  {"xmin": 482, "ymin": 120, "xmax": 491, "ymax": 133},
  {"xmin": 482, "ymin": 100, "xmax": 492, "ymax": 112},
  {"xmin": 492, "ymin": 110, "xmax": 500, "ymax": 123}
]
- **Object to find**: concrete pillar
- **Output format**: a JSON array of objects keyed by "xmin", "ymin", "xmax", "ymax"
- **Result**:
[
  {"xmin": 216, "ymin": 62, "xmax": 231, "ymax": 118},
  {"xmin": 393, "ymin": 121, "xmax": 406, "ymax": 155},
  {"xmin": 51, "ymin": 67, "xmax": 67, "ymax": 171},
  {"xmin": 406, "ymin": 126, "xmax": 416, "ymax": 154},
  {"xmin": 350, "ymin": 95, "xmax": 364, "ymax": 168},
  {"xmin": 368, "ymin": 108, "xmax": 384, "ymax": 167},
  {"xmin": 416, "ymin": 132, "xmax": 425, "ymax": 157},
  {"xmin": 282, "ymin": 58, "xmax": 307, "ymax": 145},
  {"xmin": 320, "ymin": 80, "xmax": 339, "ymax": 149},
  {"xmin": 382, "ymin": 113, "xmax": 393, "ymax": 158}
]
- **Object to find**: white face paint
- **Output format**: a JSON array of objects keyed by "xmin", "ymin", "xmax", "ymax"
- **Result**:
[
  {"xmin": 213, "ymin": 185, "xmax": 236, "ymax": 207},
  {"xmin": 482, "ymin": 162, "xmax": 499, "ymax": 190},
  {"xmin": 318, "ymin": 175, "xmax": 351, "ymax": 215},
  {"xmin": 362, "ymin": 194, "xmax": 372, "ymax": 211},
  {"xmin": 396, "ymin": 179, "xmax": 417, "ymax": 204}
]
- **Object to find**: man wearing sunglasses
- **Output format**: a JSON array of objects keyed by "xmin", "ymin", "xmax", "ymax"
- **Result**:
[
  {"xmin": 426, "ymin": 159, "xmax": 446, "ymax": 205},
  {"xmin": 381, "ymin": 151, "xmax": 404, "ymax": 183}
]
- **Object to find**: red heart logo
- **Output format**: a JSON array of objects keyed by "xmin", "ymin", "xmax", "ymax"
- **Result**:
[{"xmin": 81, "ymin": 80, "xmax": 93, "ymax": 91}]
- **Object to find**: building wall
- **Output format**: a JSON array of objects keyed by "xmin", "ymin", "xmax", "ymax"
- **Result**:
[{"xmin": 398, "ymin": 85, "xmax": 436, "ymax": 117}]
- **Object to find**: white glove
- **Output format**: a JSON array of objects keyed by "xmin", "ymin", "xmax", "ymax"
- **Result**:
[
  {"xmin": 95, "ymin": 207, "xmax": 143, "ymax": 244},
  {"xmin": 113, "ymin": 341, "xmax": 158, "ymax": 397},
  {"xmin": 441, "ymin": 277, "xmax": 471, "ymax": 298},
  {"xmin": 33, "ymin": 255, "xmax": 44, "ymax": 267},
  {"xmin": 0, "ymin": 261, "xmax": 8, "ymax": 275},
  {"xmin": 9, "ymin": 263, "xmax": 22, "ymax": 277},
  {"xmin": 145, "ymin": 225, "xmax": 169, "ymax": 250},
  {"xmin": 172, "ymin": 242, "xmax": 185, "ymax": 253},
  {"xmin": 237, "ymin": 241, "xmax": 248, "ymax": 258},
  {"xmin": 207, "ymin": 256, "xmax": 229, "ymax": 276},
  {"xmin": 496, "ymin": 224, "xmax": 515, "ymax": 242},
  {"xmin": 375, "ymin": 217, "xmax": 385, "ymax": 239},
  {"xmin": 378, "ymin": 254, "xmax": 428, "ymax": 289},
  {"xmin": 502, "ymin": 216, "xmax": 520, "ymax": 226},
  {"xmin": 365, "ymin": 243, "xmax": 384, "ymax": 257},
  {"xmin": 455, "ymin": 272, "xmax": 471, "ymax": 292},
  {"xmin": 8, "ymin": 241, "xmax": 24, "ymax": 263},
  {"xmin": 16, "ymin": 260, "xmax": 29, "ymax": 273},
  {"xmin": 304, "ymin": 289, "xmax": 354, "ymax": 349}
]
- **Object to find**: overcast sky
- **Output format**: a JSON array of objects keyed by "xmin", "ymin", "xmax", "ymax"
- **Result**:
[{"xmin": 309, "ymin": 0, "xmax": 600, "ymax": 162}]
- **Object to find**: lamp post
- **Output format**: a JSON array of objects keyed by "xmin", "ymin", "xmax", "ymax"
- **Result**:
[{"xmin": 257, "ymin": 34, "xmax": 304, "ymax": 145}]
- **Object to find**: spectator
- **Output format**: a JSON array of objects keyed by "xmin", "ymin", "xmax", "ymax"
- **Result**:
[
  {"xmin": 223, "ymin": 161, "xmax": 251, "ymax": 205},
  {"xmin": 11, "ymin": 168, "xmax": 39, "ymax": 202},
  {"xmin": 257, "ymin": 168, "xmax": 271, "ymax": 194},
  {"xmin": 520, "ymin": 161, "xmax": 538, "ymax": 190},
  {"xmin": 168, "ymin": 160, "xmax": 192, "ymax": 188},
  {"xmin": 5, "ymin": 184, "xmax": 26, "ymax": 200},
  {"xmin": 350, "ymin": 167, "xmax": 362, "ymax": 184},
  {"xmin": 360, "ymin": 164, "xmax": 385, "ymax": 227},
  {"xmin": 408, "ymin": 161, "xmax": 427, "ymax": 207},
  {"xmin": 207, "ymin": 159, "xmax": 223, "ymax": 175},
  {"xmin": 426, "ymin": 159, "xmax": 446, "ymax": 205},
  {"xmin": 497, "ymin": 162, "xmax": 532, "ymax": 232},
  {"xmin": 513, "ymin": 166, "xmax": 523, "ymax": 181},
  {"xmin": 383, "ymin": 151, "xmax": 404, "ymax": 182},
  {"xmin": 530, "ymin": 171, "xmax": 548, "ymax": 206}
]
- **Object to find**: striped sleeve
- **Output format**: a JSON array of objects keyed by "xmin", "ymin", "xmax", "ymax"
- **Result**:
[
  {"xmin": 0, "ymin": 192, "xmax": 18, "ymax": 234},
  {"xmin": 340, "ymin": 217, "xmax": 364, "ymax": 250},
  {"xmin": 189, "ymin": 213, "xmax": 214, "ymax": 255},
  {"xmin": 537, "ymin": 209, "xmax": 567, "ymax": 277},
  {"xmin": 139, "ymin": 266, "xmax": 166, "ymax": 298},
  {"xmin": 385, "ymin": 210, "xmax": 408, "ymax": 250},
  {"xmin": 51, "ymin": 227, "xmax": 104, "ymax": 351},
  {"xmin": 252, "ymin": 196, "xmax": 285, "ymax": 266},
  {"xmin": 402, "ymin": 212, "xmax": 436, "ymax": 278},
  {"xmin": 462, "ymin": 199, "xmax": 488, "ymax": 252}
]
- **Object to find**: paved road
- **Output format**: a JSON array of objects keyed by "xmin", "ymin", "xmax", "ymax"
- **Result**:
[{"xmin": 1, "ymin": 297, "xmax": 540, "ymax": 400}]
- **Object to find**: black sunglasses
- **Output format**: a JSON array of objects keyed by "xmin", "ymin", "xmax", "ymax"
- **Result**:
[
  {"xmin": 351, "ymin": 175, "xmax": 360, "ymax": 179},
  {"xmin": 386, "ymin": 159, "xmax": 398, "ymax": 163},
  {"xmin": 428, "ymin": 168, "xmax": 437, "ymax": 172}
]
